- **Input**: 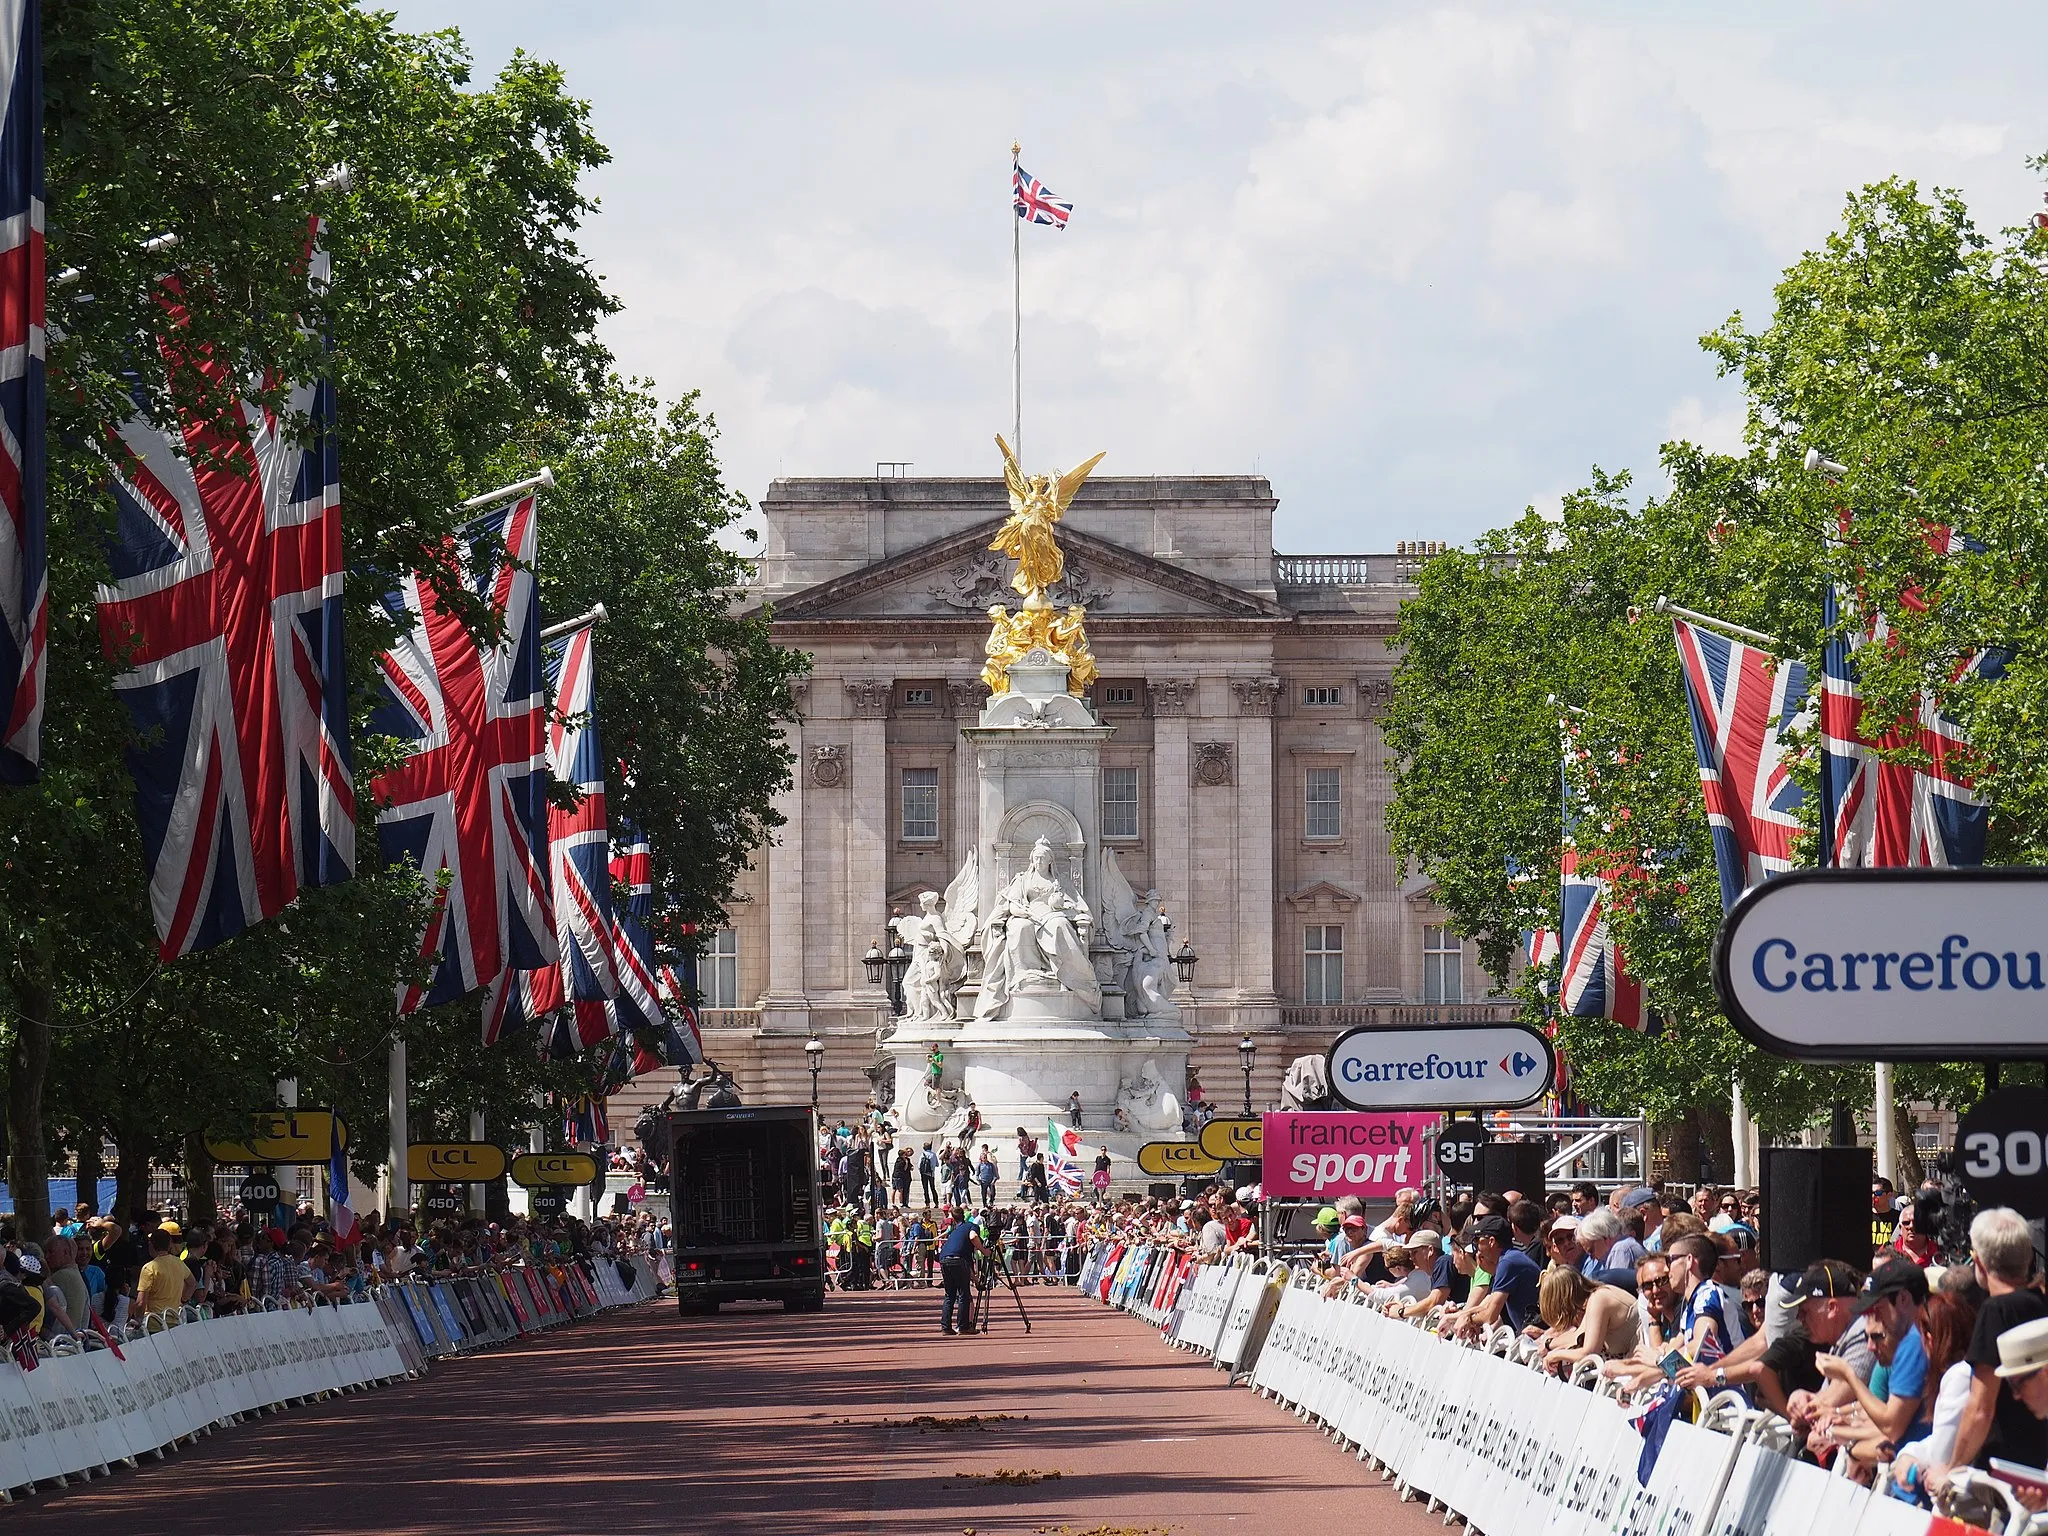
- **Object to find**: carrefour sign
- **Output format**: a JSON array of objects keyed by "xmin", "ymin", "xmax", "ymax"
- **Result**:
[
  {"xmin": 1325, "ymin": 1023, "xmax": 1555, "ymax": 1111},
  {"xmin": 1714, "ymin": 868, "xmax": 2048, "ymax": 1060}
]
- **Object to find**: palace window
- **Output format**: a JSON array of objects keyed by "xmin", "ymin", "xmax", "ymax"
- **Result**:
[
  {"xmin": 1423, "ymin": 925, "xmax": 1464, "ymax": 1004},
  {"xmin": 1101, "ymin": 766, "xmax": 1140, "ymax": 840},
  {"xmin": 902, "ymin": 686, "xmax": 935, "ymax": 707},
  {"xmin": 1303, "ymin": 684, "xmax": 1343, "ymax": 707},
  {"xmin": 1100, "ymin": 685, "xmax": 1137, "ymax": 706},
  {"xmin": 704, "ymin": 928, "xmax": 740, "ymax": 1009},
  {"xmin": 1304, "ymin": 926, "xmax": 1344, "ymax": 1005},
  {"xmin": 1304, "ymin": 767, "xmax": 1342, "ymax": 840},
  {"xmin": 901, "ymin": 767, "xmax": 939, "ymax": 841}
]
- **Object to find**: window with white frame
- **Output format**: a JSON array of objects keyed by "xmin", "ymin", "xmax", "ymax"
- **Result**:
[
  {"xmin": 901, "ymin": 686, "xmax": 935, "ymax": 706},
  {"xmin": 1302, "ymin": 684, "xmax": 1343, "ymax": 707},
  {"xmin": 1423, "ymin": 925, "xmax": 1464, "ymax": 1004},
  {"xmin": 704, "ymin": 928, "xmax": 740, "ymax": 1008},
  {"xmin": 901, "ymin": 767, "xmax": 939, "ymax": 841},
  {"xmin": 1304, "ymin": 766, "xmax": 1342, "ymax": 840},
  {"xmin": 1101, "ymin": 766, "xmax": 1140, "ymax": 839},
  {"xmin": 1304, "ymin": 925, "xmax": 1344, "ymax": 1005},
  {"xmin": 1099, "ymin": 685, "xmax": 1137, "ymax": 707}
]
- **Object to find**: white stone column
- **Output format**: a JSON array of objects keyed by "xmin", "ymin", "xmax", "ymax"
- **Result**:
[
  {"xmin": 1232, "ymin": 678, "xmax": 1282, "ymax": 1004},
  {"xmin": 385, "ymin": 1037, "xmax": 409, "ymax": 1215},
  {"xmin": 760, "ymin": 680, "xmax": 808, "ymax": 1016},
  {"xmin": 844, "ymin": 678, "xmax": 893, "ymax": 1006},
  {"xmin": 949, "ymin": 680, "xmax": 984, "ymax": 865},
  {"xmin": 1874, "ymin": 1063, "xmax": 1895, "ymax": 1188},
  {"xmin": 1147, "ymin": 678, "xmax": 1194, "ymax": 952},
  {"xmin": 1730, "ymin": 1080, "xmax": 1753, "ymax": 1190}
]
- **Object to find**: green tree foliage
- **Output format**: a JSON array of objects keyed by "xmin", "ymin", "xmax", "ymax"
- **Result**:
[
  {"xmin": 0, "ymin": 2, "xmax": 797, "ymax": 1232},
  {"xmin": 1386, "ymin": 173, "xmax": 2048, "ymax": 1159}
]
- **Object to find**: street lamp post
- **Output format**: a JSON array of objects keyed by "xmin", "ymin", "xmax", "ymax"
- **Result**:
[
  {"xmin": 1238, "ymin": 1033, "xmax": 1257, "ymax": 1118},
  {"xmin": 804, "ymin": 1035, "xmax": 824, "ymax": 1116},
  {"xmin": 885, "ymin": 936, "xmax": 911, "ymax": 1016}
]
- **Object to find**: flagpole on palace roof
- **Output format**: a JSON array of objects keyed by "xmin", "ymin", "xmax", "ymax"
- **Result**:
[{"xmin": 1011, "ymin": 140, "xmax": 1022, "ymax": 464}]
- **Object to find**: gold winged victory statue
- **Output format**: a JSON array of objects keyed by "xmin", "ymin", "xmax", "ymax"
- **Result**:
[{"xmin": 981, "ymin": 435, "xmax": 1106, "ymax": 697}]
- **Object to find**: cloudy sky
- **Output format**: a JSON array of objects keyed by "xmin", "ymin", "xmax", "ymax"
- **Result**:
[{"xmin": 389, "ymin": 2, "xmax": 2045, "ymax": 552}]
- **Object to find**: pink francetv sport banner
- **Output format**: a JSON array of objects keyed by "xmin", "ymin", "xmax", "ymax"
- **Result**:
[{"xmin": 1260, "ymin": 1111, "xmax": 1438, "ymax": 1198}]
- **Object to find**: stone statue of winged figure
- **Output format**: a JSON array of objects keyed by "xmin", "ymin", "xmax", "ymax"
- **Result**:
[{"xmin": 992, "ymin": 435, "xmax": 1106, "ymax": 600}]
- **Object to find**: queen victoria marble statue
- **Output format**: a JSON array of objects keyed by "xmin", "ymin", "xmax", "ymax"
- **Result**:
[{"xmin": 974, "ymin": 836, "xmax": 1101, "ymax": 1018}]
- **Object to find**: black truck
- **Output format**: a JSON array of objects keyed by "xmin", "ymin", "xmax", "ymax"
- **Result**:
[{"xmin": 667, "ymin": 1103, "xmax": 826, "ymax": 1313}]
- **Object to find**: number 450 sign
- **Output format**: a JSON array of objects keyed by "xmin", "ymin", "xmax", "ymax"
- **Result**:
[{"xmin": 1956, "ymin": 1087, "xmax": 2048, "ymax": 1218}]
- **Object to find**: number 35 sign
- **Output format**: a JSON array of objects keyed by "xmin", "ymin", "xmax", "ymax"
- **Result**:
[{"xmin": 1956, "ymin": 1087, "xmax": 2048, "ymax": 1218}]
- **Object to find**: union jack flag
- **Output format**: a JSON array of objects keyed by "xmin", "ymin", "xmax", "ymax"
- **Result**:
[
  {"xmin": 374, "ymin": 494, "xmax": 553, "ymax": 1012},
  {"xmin": 661, "ymin": 948, "xmax": 706, "ymax": 1063},
  {"xmin": 605, "ymin": 817, "xmax": 699, "ymax": 1066},
  {"xmin": 1821, "ymin": 579, "xmax": 2003, "ymax": 870},
  {"xmin": 1013, "ymin": 159, "xmax": 1072, "ymax": 228},
  {"xmin": 0, "ymin": 0, "xmax": 43, "ymax": 784},
  {"xmin": 1672, "ymin": 618, "xmax": 1810, "ymax": 911},
  {"xmin": 481, "ymin": 621, "xmax": 619, "ymax": 1048},
  {"xmin": 96, "ymin": 219, "xmax": 355, "ymax": 958},
  {"xmin": 1507, "ymin": 857, "xmax": 1558, "ymax": 979},
  {"xmin": 1558, "ymin": 745, "xmax": 1653, "ymax": 1032}
]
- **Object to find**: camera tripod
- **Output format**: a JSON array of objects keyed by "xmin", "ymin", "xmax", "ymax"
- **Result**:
[{"xmin": 971, "ymin": 1231, "xmax": 1032, "ymax": 1334}]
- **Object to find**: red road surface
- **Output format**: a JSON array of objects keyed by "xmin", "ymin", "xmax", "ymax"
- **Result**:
[{"xmin": 6, "ymin": 1286, "xmax": 1456, "ymax": 1534}]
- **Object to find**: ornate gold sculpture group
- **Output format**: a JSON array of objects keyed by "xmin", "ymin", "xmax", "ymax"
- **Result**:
[{"xmin": 981, "ymin": 434, "xmax": 1105, "ymax": 697}]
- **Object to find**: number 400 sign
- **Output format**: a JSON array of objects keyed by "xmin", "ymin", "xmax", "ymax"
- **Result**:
[{"xmin": 1956, "ymin": 1087, "xmax": 2048, "ymax": 1218}]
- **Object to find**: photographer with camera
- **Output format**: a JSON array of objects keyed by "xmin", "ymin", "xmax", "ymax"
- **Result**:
[{"xmin": 935, "ymin": 1207, "xmax": 986, "ymax": 1336}]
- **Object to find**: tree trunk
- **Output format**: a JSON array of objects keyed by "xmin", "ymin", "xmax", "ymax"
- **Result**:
[
  {"xmin": 111, "ymin": 1125, "xmax": 153, "ymax": 1225},
  {"xmin": 5, "ymin": 950, "xmax": 53, "ymax": 1242},
  {"xmin": 1696, "ymin": 1105, "xmax": 1734, "ymax": 1188},
  {"xmin": 1660, "ymin": 1113, "xmax": 1703, "ymax": 1187},
  {"xmin": 1894, "ymin": 1099, "xmax": 1925, "ymax": 1190},
  {"xmin": 73, "ymin": 1126, "xmax": 103, "ymax": 1218},
  {"xmin": 182, "ymin": 1131, "xmax": 217, "ymax": 1225}
]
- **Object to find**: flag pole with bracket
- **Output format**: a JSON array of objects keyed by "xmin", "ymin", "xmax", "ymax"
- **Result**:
[{"xmin": 1011, "ymin": 139, "xmax": 1022, "ymax": 464}]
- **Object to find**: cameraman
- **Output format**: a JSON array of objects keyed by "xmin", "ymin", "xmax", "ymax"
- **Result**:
[{"xmin": 935, "ymin": 1209, "xmax": 986, "ymax": 1337}]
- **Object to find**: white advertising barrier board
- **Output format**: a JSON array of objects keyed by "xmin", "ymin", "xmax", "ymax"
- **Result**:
[{"xmin": 1215, "ymin": 1266, "xmax": 1284, "ymax": 1376}]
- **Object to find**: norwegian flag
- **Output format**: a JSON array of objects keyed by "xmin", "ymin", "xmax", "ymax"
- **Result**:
[
  {"xmin": 1821, "ymin": 582, "xmax": 2004, "ymax": 870},
  {"xmin": 480, "ymin": 621, "xmax": 618, "ymax": 1048},
  {"xmin": 1013, "ymin": 159, "xmax": 1072, "ymax": 228},
  {"xmin": 96, "ymin": 220, "xmax": 355, "ymax": 958},
  {"xmin": 0, "ymin": 0, "xmax": 43, "ymax": 784},
  {"xmin": 1672, "ymin": 618, "xmax": 1810, "ymax": 911},
  {"xmin": 1558, "ymin": 746, "xmax": 1653, "ymax": 1032},
  {"xmin": 374, "ymin": 493, "xmax": 554, "ymax": 1012}
]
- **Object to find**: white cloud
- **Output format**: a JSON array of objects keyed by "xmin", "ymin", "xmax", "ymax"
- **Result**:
[{"xmin": 385, "ymin": 1, "xmax": 2048, "ymax": 553}]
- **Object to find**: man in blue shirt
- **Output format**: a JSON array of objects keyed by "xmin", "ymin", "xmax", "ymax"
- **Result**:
[
  {"xmin": 1463, "ymin": 1215, "xmax": 1542, "ymax": 1334},
  {"xmin": 935, "ymin": 1211, "xmax": 985, "ymax": 1336},
  {"xmin": 1820, "ymin": 1255, "xmax": 1932, "ymax": 1447}
]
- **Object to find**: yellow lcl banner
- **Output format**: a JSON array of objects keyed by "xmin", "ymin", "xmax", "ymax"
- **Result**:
[
  {"xmin": 510, "ymin": 1151, "xmax": 599, "ymax": 1188},
  {"xmin": 407, "ymin": 1143, "xmax": 510, "ymax": 1183},
  {"xmin": 1197, "ymin": 1118, "xmax": 1263, "ymax": 1161},
  {"xmin": 1136, "ymin": 1141, "xmax": 1222, "ymax": 1177},
  {"xmin": 205, "ymin": 1110, "xmax": 348, "ymax": 1165}
]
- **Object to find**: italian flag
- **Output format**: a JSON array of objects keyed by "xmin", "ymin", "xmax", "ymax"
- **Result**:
[{"xmin": 1047, "ymin": 1119, "xmax": 1084, "ymax": 1195}]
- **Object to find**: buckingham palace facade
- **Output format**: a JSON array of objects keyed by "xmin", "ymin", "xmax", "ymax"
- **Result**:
[{"xmin": 684, "ymin": 472, "xmax": 1518, "ymax": 1120}]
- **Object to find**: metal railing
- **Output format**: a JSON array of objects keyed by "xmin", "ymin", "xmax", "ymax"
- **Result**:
[
  {"xmin": 1275, "ymin": 1001, "xmax": 1523, "ymax": 1029},
  {"xmin": 1274, "ymin": 555, "xmax": 1374, "ymax": 586}
]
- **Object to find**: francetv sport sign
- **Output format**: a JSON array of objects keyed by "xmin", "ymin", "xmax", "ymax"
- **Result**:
[{"xmin": 1714, "ymin": 867, "xmax": 2048, "ymax": 1060}]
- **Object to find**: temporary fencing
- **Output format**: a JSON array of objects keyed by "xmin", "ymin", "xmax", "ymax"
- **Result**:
[
  {"xmin": 1076, "ymin": 1242, "xmax": 1980, "ymax": 1536},
  {"xmin": 0, "ymin": 1255, "xmax": 659, "ymax": 1499}
]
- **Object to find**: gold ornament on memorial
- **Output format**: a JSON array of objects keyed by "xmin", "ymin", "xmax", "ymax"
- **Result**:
[{"xmin": 982, "ymin": 435, "xmax": 1106, "ymax": 697}]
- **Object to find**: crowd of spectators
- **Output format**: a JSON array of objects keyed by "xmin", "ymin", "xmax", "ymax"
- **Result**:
[{"xmin": 0, "ymin": 1197, "xmax": 668, "ymax": 1354}]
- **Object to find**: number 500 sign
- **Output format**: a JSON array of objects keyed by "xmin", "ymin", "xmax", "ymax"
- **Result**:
[{"xmin": 1956, "ymin": 1088, "xmax": 2048, "ymax": 1217}]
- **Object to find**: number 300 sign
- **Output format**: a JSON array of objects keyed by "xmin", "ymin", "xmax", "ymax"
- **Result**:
[{"xmin": 1956, "ymin": 1087, "xmax": 2048, "ymax": 1217}]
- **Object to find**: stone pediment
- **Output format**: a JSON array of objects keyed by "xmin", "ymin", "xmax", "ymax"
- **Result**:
[
  {"xmin": 762, "ymin": 519, "xmax": 1287, "ymax": 621},
  {"xmin": 1285, "ymin": 880, "xmax": 1363, "ymax": 913}
]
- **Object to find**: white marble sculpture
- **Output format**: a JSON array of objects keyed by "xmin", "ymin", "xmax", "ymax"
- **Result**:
[
  {"xmin": 975, "ymin": 836, "xmax": 1101, "ymax": 1018},
  {"xmin": 892, "ymin": 860, "xmax": 975, "ymax": 1022},
  {"xmin": 1128, "ymin": 890, "xmax": 1172, "ymax": 1015},
  {"xmin": 901, "ymin": 1079, "xmax": 963, "ymax": 1134},
  {"xmin": 1115, "ymin": 1058, "xmax": 1183, "ymax": 1133}
]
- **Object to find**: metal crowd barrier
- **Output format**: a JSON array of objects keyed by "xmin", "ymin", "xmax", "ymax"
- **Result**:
[
  {"xmin": 0, "ymin": 1254, "xmax": 662, "ymax": 1500},
  {"xmin": 1074, "ymin": 1240, "xmax": 1973, "ymax": 1536}
]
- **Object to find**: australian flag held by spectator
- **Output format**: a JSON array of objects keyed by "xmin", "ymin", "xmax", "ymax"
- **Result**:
[
  {"xmin": 0, "ymin": 0, "xmax": 43, "ymax": 785},
  {"xmin": 96, "ymin": 217, "xmax": 355, "ymax": 958},
  {"xmin": 1672, "ymin": 617, "xmax": 1809, "ymax": 912},
  {"xmin": 374, "ymin": 493, "xmax": 553, "ymax": 1012}
]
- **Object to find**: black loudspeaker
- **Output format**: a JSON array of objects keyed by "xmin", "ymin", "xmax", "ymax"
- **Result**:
[
  {"xmin": 1480, "ymin": 1142, "xmax": 1547, "ymax": 1200},
  {"xmin": 1761, "ymin": 1146, "xmax": 1874, "ymax": 1274}
]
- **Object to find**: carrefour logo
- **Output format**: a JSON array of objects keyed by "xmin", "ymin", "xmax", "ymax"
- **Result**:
[
  {"xmin": 1748, "ymin": 934, "xmax": 2044, "ymax": 995},
  {"xmin": 1325, "ymin": 1024, "xmax": 1554, "ymax": 1111}
]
